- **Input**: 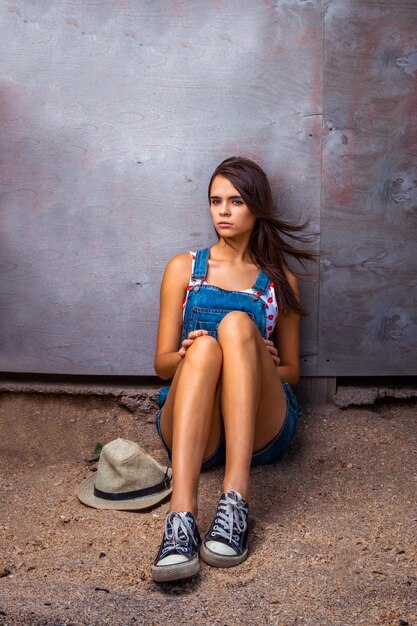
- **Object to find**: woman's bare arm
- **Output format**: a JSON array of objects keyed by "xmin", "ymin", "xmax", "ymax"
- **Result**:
[
  {"xmin": 154, "ymin": 253, "xmax": 191, "ymax": 380},
  {"xmin": 274, "ymin": 271, "xmax": 301, "ymax": 386}
]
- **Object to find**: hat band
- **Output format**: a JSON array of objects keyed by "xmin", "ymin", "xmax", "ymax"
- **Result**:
[{"xmin": 93, "ymin": 472, "xmax": 171, "ymax": 502}]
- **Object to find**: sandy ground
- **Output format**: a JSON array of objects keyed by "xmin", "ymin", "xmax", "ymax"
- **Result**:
[{"xmin": 0, "ymin": 391, "xmax": 416, "ymax": 626}]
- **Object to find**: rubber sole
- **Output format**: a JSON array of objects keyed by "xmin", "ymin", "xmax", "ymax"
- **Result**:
[
  {"xmin": 151, "ymin": 554, "xmax": 200, "ymax": 583},
  {"xmin": 200, "ymin": 543, "xmax": 248, "ymax": 568}
]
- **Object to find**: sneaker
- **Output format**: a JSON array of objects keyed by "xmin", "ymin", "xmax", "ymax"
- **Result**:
[
  {"xmin": 151, "ymin": 511, "xmax": 201, "ymax": 583},
  {"xmin": 200, "ymin": 489, "xmax": 249, "ymax": 568}
]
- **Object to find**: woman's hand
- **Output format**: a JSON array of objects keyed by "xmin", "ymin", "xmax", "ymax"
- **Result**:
[
  {"xmin": 264, "ymin": 339, "xmax": 280, "ymax": 368},
  {"xmin": 178, "ymin": 329, "xmax": 209, "ymax": 358}
]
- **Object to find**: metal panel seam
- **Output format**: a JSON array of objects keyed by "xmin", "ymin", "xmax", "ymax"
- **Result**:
[{"xmin": 315, "ymin": 0, "xmax": 326, "ymax": 378}]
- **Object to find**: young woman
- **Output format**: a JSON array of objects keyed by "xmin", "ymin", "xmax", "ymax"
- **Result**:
[{"xmin": 151, "ymin": 156, "xmax": 314, "ymax": 583}]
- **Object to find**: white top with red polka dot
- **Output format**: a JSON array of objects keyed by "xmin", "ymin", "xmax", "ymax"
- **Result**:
[{"xmin": 183, "ymin": 252, "xmax": 279, "ymax": 338}]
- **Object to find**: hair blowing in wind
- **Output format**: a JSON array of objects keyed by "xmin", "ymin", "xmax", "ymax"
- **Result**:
[{"xmin": 208, "ymin": 156, "xmax": 318, "ymax": 316}]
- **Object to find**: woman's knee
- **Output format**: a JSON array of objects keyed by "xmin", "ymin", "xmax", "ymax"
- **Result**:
[
  {"xmin": 184, "ymin": 333, "xmax": 222, "ymax": 365},
  {"xmin": 217, "ymin": 311, "xmax": 258, "ymax": 343}
]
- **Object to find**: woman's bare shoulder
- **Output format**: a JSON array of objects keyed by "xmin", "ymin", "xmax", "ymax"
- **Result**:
[
  {"xmin": 163, "ymin": 252, "xmax": 193, "ymax": 284},
  {"xmin": 284, "ymin": 267, "xmax": 299, "ymax": 293}
]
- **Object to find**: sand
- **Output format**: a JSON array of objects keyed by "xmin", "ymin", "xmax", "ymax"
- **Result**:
[{"xmin": 0, "ymin": 391, "xmax": 416, "ymax": 626}]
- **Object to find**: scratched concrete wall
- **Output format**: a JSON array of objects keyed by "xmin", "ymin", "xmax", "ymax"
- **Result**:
[
  {"xmin": 1, "ymin": 1, "xmax": 415, "ymax": 378},
  {"xmin": 0, "ymin": 0, "xmax": 322, "ymax": 376},
  {"xmin": 319, "ymin": 0, "xmax": 417, "ymax": 376}
]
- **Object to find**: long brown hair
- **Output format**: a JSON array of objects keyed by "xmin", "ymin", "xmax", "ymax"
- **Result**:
[{"xmin": 208, "ymin": 156, "xmax": 317, "ymax": 316}]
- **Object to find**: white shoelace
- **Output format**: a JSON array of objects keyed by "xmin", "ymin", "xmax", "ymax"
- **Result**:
[
  {"xmin": 161, "ymin": 512, "xmax": 198, "ymax": 556},
  {"xmin": 212, "ymin": 491, "xmax": 248, "ymax": 545}
]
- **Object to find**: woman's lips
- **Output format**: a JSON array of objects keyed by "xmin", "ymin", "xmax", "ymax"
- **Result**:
[{"xmin": 217, "ymin": 222, "xmax": 233, "ymax": 228}]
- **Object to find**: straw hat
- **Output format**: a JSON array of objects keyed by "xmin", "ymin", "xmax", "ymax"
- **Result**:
[{"xmin": 77, "ymin": 438, "xmax": 172, "ymax": 510}]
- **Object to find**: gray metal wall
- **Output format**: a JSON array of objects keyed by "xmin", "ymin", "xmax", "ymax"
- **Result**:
[
  {"xmin": 0, "ymin": 1, "xmax": 416, "ymax": 377},
  {"xmin": 319, "ymin": 0, "xmax": 417, "ymax": 376}
]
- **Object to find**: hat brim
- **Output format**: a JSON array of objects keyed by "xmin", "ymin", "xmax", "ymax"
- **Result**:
[{"xmin": 76, "ymin": 467, "xmax": 172, "ymax": 511}]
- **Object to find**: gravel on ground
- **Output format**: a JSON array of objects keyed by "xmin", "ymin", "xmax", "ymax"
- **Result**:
[{"xmin": 0, "ymin": 391, "xmax": 416, "ymax": 626}]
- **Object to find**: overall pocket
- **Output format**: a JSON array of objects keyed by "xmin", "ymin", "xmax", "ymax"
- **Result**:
[{"xmin": 188, "ymin": 306, "xmax": 255, "ymax": 338}]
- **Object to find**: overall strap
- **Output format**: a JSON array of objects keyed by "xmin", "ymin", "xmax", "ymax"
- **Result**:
[
  {"xmin": 192, "ymin": 248, "xmax": 210, "ymax": 280},
  {"xmin": 252, "ymin": 271, "xmax": 270, "ymax": 294}
]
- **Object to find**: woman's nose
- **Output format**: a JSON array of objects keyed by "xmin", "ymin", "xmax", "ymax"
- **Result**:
[{"xmin": 219, "ymin": 202, "xmax": 231, "ymax": 215}]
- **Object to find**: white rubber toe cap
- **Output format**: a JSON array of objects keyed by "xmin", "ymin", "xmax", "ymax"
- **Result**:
[
  {"xmin": 205, "ymin": 540, "xmax": 237, "ymax": 556},
  {"xmin": 157, "ymin": 554, "xmax": 188, "ymax": 566}
]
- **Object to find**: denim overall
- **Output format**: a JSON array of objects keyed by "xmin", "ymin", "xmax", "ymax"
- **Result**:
[
  {"xmin": 182, "ymin": 247, "xmax": 270, "ymax": 341},
  {"xmin": 155, "ymin": 247, "xmax": 300, "ymax": 469}
]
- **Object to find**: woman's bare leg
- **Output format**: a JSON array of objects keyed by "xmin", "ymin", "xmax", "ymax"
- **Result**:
[
  {"xmin": 217, "ymin": 311, "xmax": 287, "ymax": 501},
  {"xmin": 159, "ymin": 334, "xmax": 223, "ymax": 514}
]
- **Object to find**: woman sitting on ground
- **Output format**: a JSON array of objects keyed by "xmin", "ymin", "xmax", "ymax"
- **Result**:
[{"xmin": 152, "ymin": 156, "xmax": 314, "ymax": 583}]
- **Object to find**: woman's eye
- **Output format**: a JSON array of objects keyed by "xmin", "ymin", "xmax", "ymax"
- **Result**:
[
  {"xmin": 211, "ymin": 199, "xmax": 220, "ymax": 205},
  {"xmin": 233, "ymin": 200, "xmax": 243, "ymax": 205}
]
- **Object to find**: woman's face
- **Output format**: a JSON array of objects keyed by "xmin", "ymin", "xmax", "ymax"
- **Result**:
[{"xmin": 209, "ymin": 175, "xmax": 257, "ymax": 239}]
